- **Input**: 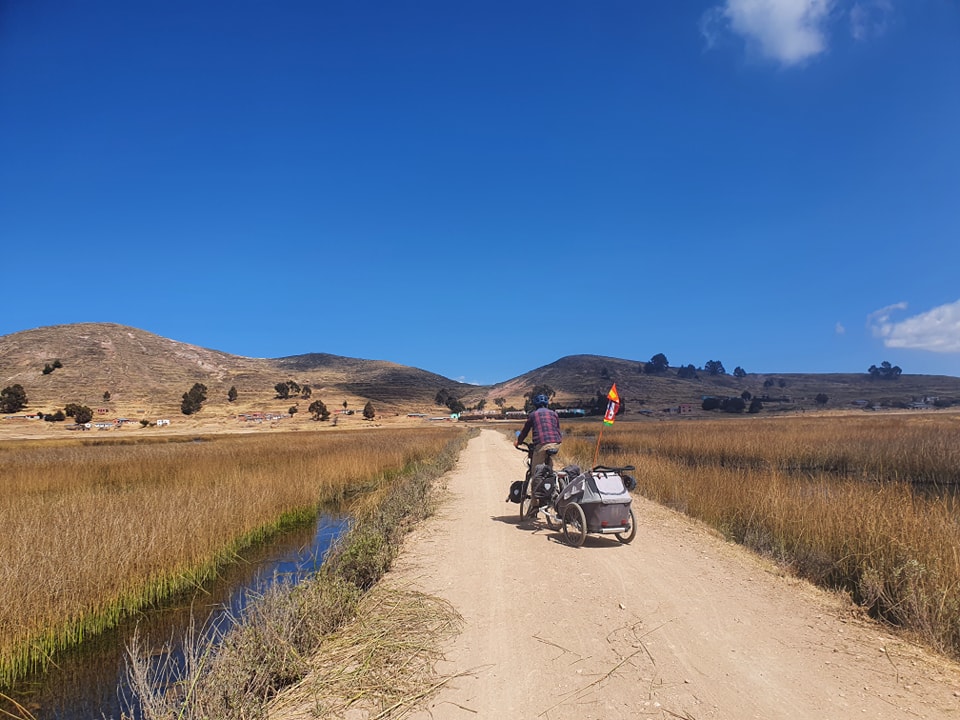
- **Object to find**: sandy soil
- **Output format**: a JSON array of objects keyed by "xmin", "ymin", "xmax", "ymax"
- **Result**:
[{"xmin": 374, "ymin": 429, "xmax": 960, "ymax": 720}]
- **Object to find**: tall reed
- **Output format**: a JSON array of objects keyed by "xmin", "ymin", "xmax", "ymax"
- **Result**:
[
  {"xmin": 564, "ymin": 414, "xmax": 960, "ymax": 656},
  {"xmin": 0, "ymin": 427, "xmax": 460, "ymax": 688}
]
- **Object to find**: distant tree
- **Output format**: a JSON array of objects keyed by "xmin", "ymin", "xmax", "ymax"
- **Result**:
[
  {"xmin": 701, "ymin": 397, "xmax": 722, "ymax": 411},
  {"xmin": 704, "ymin": 360, "xmax": 726, "ymax": 376},
  {"xmin": 74, "ymin": 405, "xmax": 93, "ymax": 424},
  {"xmin": 778, "ymin": 379, "xmax": 787, "ymax": 388},
  {"xmin": 733, "ymin": 366, "xmax": 747, "ymax": 379},
  {"xmin": 363, "ymin": 401, "xmax": 376, "ymax": 420},
  {"xmin": 494, "ymin": 397, "xmax": 506, "ymax": 409},
  {"xmin": 600, "ymin": 367, "xmax": 610, "ymax": 379},
  {"xmin": 301, "ymin": 385, "xmax": 312, "ymax": 399},
  {"xmin": 476, "ymin": 399, "xmax": 487, "ymax": 412},
  {"xmin": 677, "ymin": 364, "xmax": 698, "ymax": 380},
  {"xmin": 227, "ymin": 386, "xmax": 238, "ymax": 402},
  {"xmin": 741, "ymin": 390, "xmax": 752, "ymax": 401},
  {"xmin": 342, "ymin": 401, "xmax": 348, "ymax": 410},
  {"xmin": 815, "ymin": 393, "xmax": 829, "ymax": 406},
  {"xmin": 181, "ymin": 383, "xmax": 208, "ymax": 415},
  {"xmin": 103, "ymin": 391, "xmax": 111, "ymax": 402},
  {"xmin": 721, "ymin": 397, "xmax": 746, "ymax": 413},
  {"xmin": 0, "ymin": 384, "xmax": 28, "ymax": 413},
  {"xmin": 763, "ymin": 379, "xmax": 775, "ymax": 388},
  {"xmin": 286, "ymin": 380, "xmax": 301, "ymax": 395},
  {"xmin": 140, "ymin": 419, "xmax": 150, "ymax": 427},
  {"xmin": 748, "ymin": 398, "xmax": 763, "ymax": 414},
  {"xmin": 868, "ymin": 361, "xmax": 902, "ymax": 380},
  {"xmin": 44, "ymin": 409, "xmax": 66, "ymax": 422},
  {"xmin": 288, "ymin": 405, "xmax": 298, "ymax": 417},
  {"xmin": 308, "ymin": 399, "xmax": 330, "ymax": 421},
  {"xmin": 42, "ymin": 364, "xmax": 54, "ymax": 375},
  {"xmin": 275, "ymin": 382, "xmax": 291, "ymax": 400},
  {"xmin": 446, "ymin": 397, "xmax": 466, "ymax": 414},
  {"xmin": 64, "ymin": 403, "xmax": 83, "ymax": 418},
  {"xmin": 645, "ymin": 353, "xmax": 670, "ymax": 374}
]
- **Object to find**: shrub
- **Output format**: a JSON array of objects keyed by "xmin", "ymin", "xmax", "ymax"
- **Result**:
[{"xmin": 0, "ymin": 384, "xmax": 28, "ymax": 414}]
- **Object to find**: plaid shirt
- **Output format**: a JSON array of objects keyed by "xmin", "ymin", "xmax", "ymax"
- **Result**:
[{"xmin": 517, "ymin": 407, "xmax": 562, "ymax": 446}]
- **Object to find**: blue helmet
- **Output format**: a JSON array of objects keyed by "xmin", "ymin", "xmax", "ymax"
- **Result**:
[{"xmin": 533, "ymin": 394, "xmax": 550, "ymax": 408}]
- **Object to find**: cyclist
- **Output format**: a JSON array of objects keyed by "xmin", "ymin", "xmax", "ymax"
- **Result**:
[{"xmin": 515, "ymin": 394, "xmax": 562, "ymax": 510}]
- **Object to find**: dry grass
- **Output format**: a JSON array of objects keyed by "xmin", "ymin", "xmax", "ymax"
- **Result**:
[
  {"xmin": 0, "ymin": 428, "xmax": 461, "ymax": 688},
  {"xmin": 268, "ymin": 586, "xmax": 464, "ymax": 719},
  {"xmin": 562, "ymin": 414, "xmax": 960, "ymax": 657},
  {"xmin": 121, "ymin": 430, "xmax": 472, "ymax": 720}
]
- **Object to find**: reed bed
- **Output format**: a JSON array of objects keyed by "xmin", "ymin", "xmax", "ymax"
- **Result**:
[
  {"xmin": 568, "ymin": 412, "xmax": 960, "ymax": 484},
  {"xmin": 0, "ymin": 427, "xmax": 460, "ymax": 688},
  {"xmin": 123, "ymin": 430, "xmax": 471, "ymax": 719},
  {"xmin": 563, "ymin": 414, "xmax": 960, "ymax": 656}
]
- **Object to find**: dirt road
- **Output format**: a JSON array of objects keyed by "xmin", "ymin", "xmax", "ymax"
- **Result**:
[{"xmin": 380, "ymin": 429, "xmax": 960, "ymax": 719}]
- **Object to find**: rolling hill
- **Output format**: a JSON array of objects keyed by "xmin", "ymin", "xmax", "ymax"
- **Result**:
[{"xmin": 1, "ymin": 323, "xmax": 959, "ymax": 428}]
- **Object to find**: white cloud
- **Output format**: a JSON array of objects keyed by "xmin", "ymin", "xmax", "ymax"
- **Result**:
[
  {"xmin": 835, "ymin": 322, "xmax": 846, "ymax": 335},
  {"xmin": 868, "ymin": 300, "xmax": 960, "ymax": 353},
  {"xmin": 850, "ymin": 0, "xmax": 892, "ymax": 41},
  {"xmin": 702, "ymin": 0, "xmax": 836, "ymax": 66}
]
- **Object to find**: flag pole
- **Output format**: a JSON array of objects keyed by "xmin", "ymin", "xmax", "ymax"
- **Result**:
[
  {"xmin": 595, "ymin": 383, "xmax": 619, "ymax": 468},
  {"xmin": 593, "ymin": 426, "xmax": 604, "ymax": 467}
]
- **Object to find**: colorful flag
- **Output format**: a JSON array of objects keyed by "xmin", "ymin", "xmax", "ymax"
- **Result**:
[
  {"xmin": 603, "ymin": 384, "xmax": 619, "ymax": 425},
  {"xmin": 607, "ymin": 384, "xmax": 619, "ymax": 403}
]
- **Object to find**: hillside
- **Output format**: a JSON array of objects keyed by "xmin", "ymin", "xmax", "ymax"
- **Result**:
[
  {"xmin": 0, "ymin": 324, "xmax": 474, "ymax": 421},
  {"xmin": 479, "ymin": 354, "xmax": 960, "ymax": 415},
  {"xmin": 2, "ymin": 325, "xmax": 959, "ymax": 433}
]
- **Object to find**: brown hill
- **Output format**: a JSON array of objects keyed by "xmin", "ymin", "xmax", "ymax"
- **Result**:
[
  {"xmin": 480, "ymin": 354, "xmax": 960, "ymax": 415},
  {"xmin": 0, "ymin": 323, "xmax": 474, "ymax": 420},
  {"xmin": 2, "ymin": 325, "xmax": 959, "ymax": 430}
]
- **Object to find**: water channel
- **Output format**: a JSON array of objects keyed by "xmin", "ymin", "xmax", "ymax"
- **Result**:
[{"xmin": 3, "ymin": 513, "xmax": 349, "ymax": 720}]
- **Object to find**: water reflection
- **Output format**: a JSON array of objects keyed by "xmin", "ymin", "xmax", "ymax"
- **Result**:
[{"xmin": 3, "ymin": 513, "xmax": 348, "ymax": 720}]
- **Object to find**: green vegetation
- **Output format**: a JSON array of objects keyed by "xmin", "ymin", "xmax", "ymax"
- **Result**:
[
  {"xmin": 227, "ymin": 386, "xmax": 237, "ymax": 402},
  {"xmin": 308, "ymin": 399, "xmax": 330, "ymax": 421},
  {"xmin": 41, "ymin": 359, "xmax": 63, "ymax": 375},
  {"xmin": 0, "ymin": 384, "xmax": 28, "ymax": 413},
  {"xmin": 644, "ymin": 352, "xmax": 669, "ymax": 374},
  {"xmin": 64, "ymin": 403, "xmax": 94, "ymax": 424},
  {"xmin": 363, "ymin": 401, "xmax": 376, "ymax": 420},
  {"xmin": 869, "ymin": 360, "xmax": 903, "ymax": 379},
  {"xmin": 704, "ymin": 359, "xmax": 726, "ymax": 376},
  {"xmin": 180, "ymin": 383, "xmax": 208, "ymax": 415}
]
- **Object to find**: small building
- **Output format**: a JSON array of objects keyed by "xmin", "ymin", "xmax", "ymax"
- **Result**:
[{"xmin": 157, "ymin": 419, "xmax": 170, "ymax": 427}]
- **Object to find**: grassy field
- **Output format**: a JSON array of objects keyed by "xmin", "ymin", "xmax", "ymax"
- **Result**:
[
  {"xmin": 0, "ymin": 427, "xmax": 462, "ymax": 689},
  {"xmin": 561, "ymin": 412, "xmax": 960, "ymax": 657}
]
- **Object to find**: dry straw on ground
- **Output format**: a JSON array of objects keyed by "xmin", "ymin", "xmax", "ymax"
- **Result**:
[{"xmin": 268, "ymin": 585, "xmax": 464, "ymax": 719}]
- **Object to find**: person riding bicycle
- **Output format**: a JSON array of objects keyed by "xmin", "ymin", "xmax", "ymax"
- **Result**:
[{"xmin": 515, "ymin": 394, "xmax": 562, "ymax": 510}]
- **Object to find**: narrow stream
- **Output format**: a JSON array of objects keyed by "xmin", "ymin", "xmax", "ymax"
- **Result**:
[{"xmin": 4, "ymin": 513, "xmax": 349, "ymax": 720}]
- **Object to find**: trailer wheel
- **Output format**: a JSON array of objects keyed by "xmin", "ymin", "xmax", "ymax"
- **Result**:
[
  {"xmin": 616, "ymin": 507, "xmax": 637, "ymax": 544},
  {"xmin": 562, "ymin": 503, "xmax": 587, "ymax": 547}
]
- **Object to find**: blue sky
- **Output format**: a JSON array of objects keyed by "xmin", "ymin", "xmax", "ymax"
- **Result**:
[{"xmin": 2, "ymin": 1, "xmax": 958, "ymax": 385}]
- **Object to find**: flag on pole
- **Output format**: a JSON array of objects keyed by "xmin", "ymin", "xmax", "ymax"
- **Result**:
[{"xmin": 603, "ymin": 383, "xmax": 619, "ymax": 425}]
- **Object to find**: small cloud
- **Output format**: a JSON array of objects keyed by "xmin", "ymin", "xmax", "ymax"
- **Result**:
[
  {"xmin": 850, "ymin": 0, "xmax": 892, "ymax": 41},
  {"xmin": 701, "ymin": 0, "xmax": 835, "ymax": 67},
  {"xmin": 835, "ymin": 322, "xmax": 846, "ymax": 335},
  {"xmin": 867, "ymin": 300, "xmax": 960, "ymax": 353}
]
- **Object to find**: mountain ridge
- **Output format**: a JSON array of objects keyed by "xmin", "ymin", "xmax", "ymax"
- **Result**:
[{"xmin": 2, "ymin": 323, "xmax": 960, "ymax": 420}]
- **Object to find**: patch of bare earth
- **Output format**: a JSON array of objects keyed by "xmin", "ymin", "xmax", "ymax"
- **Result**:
[{"xmin": 269, "ymin": 429, "xmax": 960, "ymax": 720}]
